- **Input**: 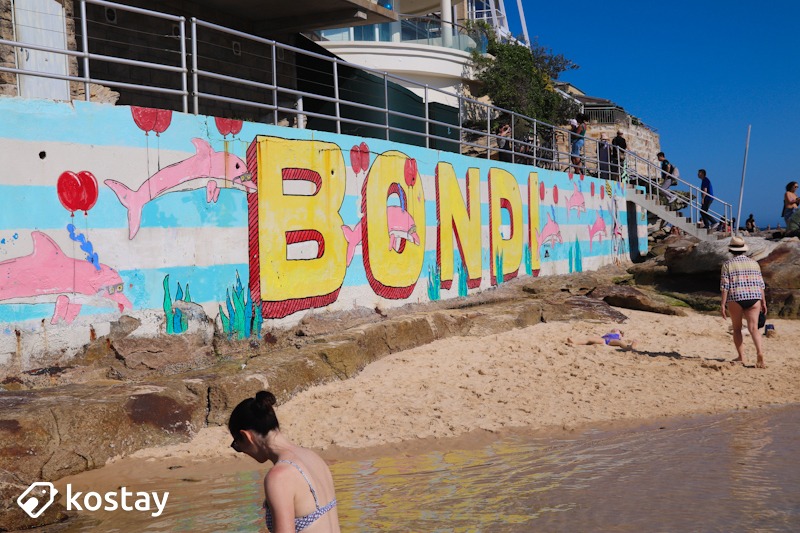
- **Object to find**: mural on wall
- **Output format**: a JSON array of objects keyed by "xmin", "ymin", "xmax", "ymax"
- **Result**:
[
  {"xmin": 0, "ymin": 99, "xmax": 649, "ymax": 364},
  {"xmin": 105, "ymin": 138, "xmax": 255, "ymax": 239},
  {"xmin": 0, "ymin": 232, "xmax": 132, "ymax": 324},
  {"xmin": 588, "ymin": 208, "xmax": 607, "ymax": 252},
  {"xmin": 566, "ymin": 182, "xmax": 586, "ymax": 222}
]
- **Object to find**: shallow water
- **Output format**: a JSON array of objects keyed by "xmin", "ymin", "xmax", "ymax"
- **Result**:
[{"xmin": 58, "ymin": 405, "xmax": 800, "ymax": 532}]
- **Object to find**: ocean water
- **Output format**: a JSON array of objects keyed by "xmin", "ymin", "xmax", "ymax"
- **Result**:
[{"xmin": 58, "ymin": 405, "xmax": 800, "ymax": 532}]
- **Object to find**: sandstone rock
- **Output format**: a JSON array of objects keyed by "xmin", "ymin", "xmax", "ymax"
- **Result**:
[
  {"xmin": 766, "ymin": 289, "xmax": 800, "ymax": 318},
  {"xmin": 627, "ymin": 255, "xmax": 668, "ymax": 285},
  {"xmin": 0, "ymin": 383, "xmax": 206, "ymax": 485},
  {"xmin": 661, "ymin": 291, "xmax": 721, "ymax": 312},
  {"xmin": 665, "ymin": 237, "xmax": 781, "ymax": 275},
  {"xmin": 541, "ymin": 294, "xmax": 628, "ymax": 323},
  {"xmin": 586, "ymin": 285, "xmax": 687, "ymax": 316},
  {"xmin": 111, "ymin": 334, "xmax": 215, "ymax": 376},
  {"xmin": 70, "ymin": 315, "xmax": 142, "ymax": 367},
  {"xmin": 522, "ymin": 274, "xmax": 599, "ymax": 296},
  {"xmin": 759, "ymin": 240, "xmax": 800, "ymax": 289}
]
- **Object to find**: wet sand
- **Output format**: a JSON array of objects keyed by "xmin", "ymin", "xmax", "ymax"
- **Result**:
[{"xmin": 117, "ymin": 307, "xmax": 800, "ymax": 462}]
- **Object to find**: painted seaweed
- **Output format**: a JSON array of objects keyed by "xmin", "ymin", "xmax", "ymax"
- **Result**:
[
  {"xmin": 427, "ymin": 263, "xmax": 441, "ymax": 301},
  {"xmin": 219, "ymin": 270, "xmax": 263, "ymax": 339},
  {"xmin": 494, "ymin": 249, "xmax": 504, "ymax": 285},
  {"xmin": 162, "ymin": 274, "xmax": 191, "ymax": 334},
  {"xmin": 455, "ymin": 255, "xmax": 468, "ymax": 297}
]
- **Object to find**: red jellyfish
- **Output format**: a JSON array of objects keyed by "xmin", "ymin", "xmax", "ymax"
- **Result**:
[
  {"xmin": 404, "ymin": 158, "xmax": 418, "ymax": 188},
  {"xmin": 152, "ymin": 109, "xmax": 173, "ymax": 136},
  {"xmin": 539, "ymin": 181, "xmax": 545, "ymax": 201},
  {"xmin": 131, "ymin": 107, "xmax": 158, "ymax": 135},
  {"xmin": 591, "ymin": 182, "xmax": 595, "ymax": 198},
  {"xmin": 553, "ymin": 184, "xmax": 559, "ymax": 205},
  {"xmin": 601, "ymin": 184, "xmax": 605, "ymax": 200}
]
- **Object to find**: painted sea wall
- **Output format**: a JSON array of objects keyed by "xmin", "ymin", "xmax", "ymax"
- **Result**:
[{"xmin": 0, "ymin": 97, "xmax": 648, "ymax": 372}]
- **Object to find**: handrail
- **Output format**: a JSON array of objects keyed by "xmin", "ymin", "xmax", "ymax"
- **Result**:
[{"xmin": 1, "ymin": 2, "xmax": 734, "ymax": 234}]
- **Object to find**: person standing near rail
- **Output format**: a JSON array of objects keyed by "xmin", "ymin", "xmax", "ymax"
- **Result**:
[{"xmin": 611, "ymin": 130, "xmax": 626, "ymax": 180}]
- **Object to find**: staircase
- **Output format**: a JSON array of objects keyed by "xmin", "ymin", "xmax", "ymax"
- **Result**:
[{"xmin": 625, "ymin": 185, "xmax": 720, "ymax": 242}]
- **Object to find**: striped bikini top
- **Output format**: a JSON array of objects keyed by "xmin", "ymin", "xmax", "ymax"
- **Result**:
[{"xmin": 264, "ymin": 460, "xmax": 337, "ymax": 533}]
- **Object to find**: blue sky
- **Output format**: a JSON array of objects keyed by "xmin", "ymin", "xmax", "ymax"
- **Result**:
[{"xmin": 505, "ymin": 0, "xmax": 800, "ymax": 229}]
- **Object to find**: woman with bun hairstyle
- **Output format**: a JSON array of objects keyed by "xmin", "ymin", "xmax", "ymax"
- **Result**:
[{"xmin": 229, "ymin": 391, "xmax": 340, "ymax": 533}]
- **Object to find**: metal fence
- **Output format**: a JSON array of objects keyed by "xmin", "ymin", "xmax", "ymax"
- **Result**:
[
  {"xmin": 585, "ymin": 106, "xmax": 627, "ymax": 125},
  {"xmin": 0, "ymin": 0, "xmax": 733, "ymax": 234}
]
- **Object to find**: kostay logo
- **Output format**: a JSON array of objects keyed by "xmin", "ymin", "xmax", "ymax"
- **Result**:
[{"xmin": 17, "ymin": 483, "xmax": 169, "ymax": 518}]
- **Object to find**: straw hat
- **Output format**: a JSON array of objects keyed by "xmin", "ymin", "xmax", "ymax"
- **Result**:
[
  {"xmin": 728, "ymin": 236, "xmax": 749, "ymax": 252},
  {"xmin": 600, "ymin": 133, "xmax": 610, "ymax": 141}
]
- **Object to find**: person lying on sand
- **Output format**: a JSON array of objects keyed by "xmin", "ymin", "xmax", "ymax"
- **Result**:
[{"xmin": 567, "ymin": 328, "xmax": 638, "ymax": 351}]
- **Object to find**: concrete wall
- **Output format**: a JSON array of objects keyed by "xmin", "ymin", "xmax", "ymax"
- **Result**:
[{"xmin": 0, "ymin": 96, "xmax": 648, "ymax": 375}]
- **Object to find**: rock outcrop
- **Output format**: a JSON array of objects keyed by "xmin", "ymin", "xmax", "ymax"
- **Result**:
[{"xmin": 586, "ymin": 285, "xmax": 687, "ymax": 316}]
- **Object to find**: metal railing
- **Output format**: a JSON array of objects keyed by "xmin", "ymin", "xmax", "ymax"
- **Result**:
[
  {"xmin": 585, "ymin": 106, "xmax": 628, "ymax": 125},
  {"xmin": 319, "ymin": 15, "xmax": 488, "ymax": 54},
  {"xmin": 0, "ymin": 0, "xmax": 188, "ymax": 112},
  {"xmin": 0, "ymin": 0, "xmax": 732, "ymax": 234}
]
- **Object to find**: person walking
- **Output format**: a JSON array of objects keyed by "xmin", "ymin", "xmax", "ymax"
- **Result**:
[
  {"xmin": 229, "ymin": 391, "xmax": 341, "ymax": 533},
  {"xmin": 720, "ymin": 236, "xmax": 767, "ymax": 368},
  {"xmin": 698, "ymin": 169, "xmax": 719, "ymax": 230},
  {"xmin": 656, "ymin": 152, "xmax": 677, "ymax": 204}
]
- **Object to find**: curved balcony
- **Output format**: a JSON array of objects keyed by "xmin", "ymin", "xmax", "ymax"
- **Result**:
[{"xmin": 318, "ymin": 15, "xmax": 488, "ymax": 54}]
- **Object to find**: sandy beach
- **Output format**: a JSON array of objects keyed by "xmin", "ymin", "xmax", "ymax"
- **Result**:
[{"xmin": 125, "ymin": 307, "xmax": 800, "ymax": 462}]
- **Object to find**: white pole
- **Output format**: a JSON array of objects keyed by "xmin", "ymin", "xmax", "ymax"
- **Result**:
[
  {"xmin": 735, "ymin": 125, "xmax": 751, "ymax": 236},
  {"xmin": 516, "ymin": 0, "xmax": 531, "ymax": 47},
  {"xmin": 441, "ymin": 0, "xmax": 453, "ymax": 48}
]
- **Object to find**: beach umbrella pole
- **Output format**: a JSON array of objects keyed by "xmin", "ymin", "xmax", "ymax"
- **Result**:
[{"xmin": 736, "ymin": 125, "xmax": 751, "ymax": 236}]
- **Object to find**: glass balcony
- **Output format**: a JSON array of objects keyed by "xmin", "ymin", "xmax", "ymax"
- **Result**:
[{"xmin": 319, "ymin": 15, "xmax": 488, "ymax": 54}]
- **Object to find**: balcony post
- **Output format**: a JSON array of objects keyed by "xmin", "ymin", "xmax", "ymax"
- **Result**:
[
  {"xmin": 80, "ymin": 0, "xmax": 90, "ymax": 101},
  {"xmin": 441, "ymin": 0, "xmax": 453, "ymax": 48}
]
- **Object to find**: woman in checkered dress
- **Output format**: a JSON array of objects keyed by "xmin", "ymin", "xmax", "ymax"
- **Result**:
[{"xmin": 720, "ymin": 236, "xmax": 767, "ymax": 368}]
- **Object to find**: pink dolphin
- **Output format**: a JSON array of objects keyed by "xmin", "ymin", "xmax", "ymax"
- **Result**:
[
  {"xmin": 341, "ymin": 206, "xmax": 421, "ymax": 266},
  {"xmin": 0, "ymin": 232, "xmax": 132, "ymax": 324},
  {"xmin": 566, "ymin": 182, "xmax": 586, "ymax": 222},
  {"xmin": 105, "ymin": 138, "xmax": 255, "ymax": 239},
  {"xmin": 588, "ymin": 209, "xmax": 607, "ymax": 252},
  {"xmin": 534, "ymin": 213, "xmax": 563, "ymax": 260}
]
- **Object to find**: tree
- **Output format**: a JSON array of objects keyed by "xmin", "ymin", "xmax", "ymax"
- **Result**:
[{"xmin": 470, "ymin": 26, "xmax": 580, "ymax": 127}]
